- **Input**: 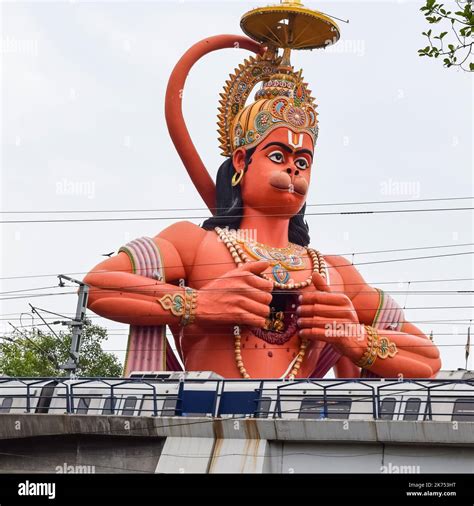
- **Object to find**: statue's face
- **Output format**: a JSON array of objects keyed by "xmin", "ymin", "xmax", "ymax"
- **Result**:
[{"xmin": 233, "ymin": 126, "xmax": 314, "ymax": 217}]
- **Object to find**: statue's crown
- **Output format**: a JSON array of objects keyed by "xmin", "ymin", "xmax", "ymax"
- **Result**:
[
  {"xmin": 217, "ymin": 49, "xmax": 318, "ymax": 156},
  {"xmin": 217, "ymin": 0, "xmax": 341, "ymax": 156}
]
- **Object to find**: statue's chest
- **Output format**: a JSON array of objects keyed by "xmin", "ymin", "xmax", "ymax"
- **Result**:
[{"xmin": 190, "ymin": 234, "xmax": 316, "ymax": 288}]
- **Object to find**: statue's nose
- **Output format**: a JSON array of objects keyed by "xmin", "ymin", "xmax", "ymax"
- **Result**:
[{"xmin": 286, "ymin": 167, "xmax": 300, "ymax": 180}]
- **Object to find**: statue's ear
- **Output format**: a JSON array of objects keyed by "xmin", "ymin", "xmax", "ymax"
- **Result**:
[{"xmin": 232, "ymin": 148, "xmax": 247, "ymax": 172}]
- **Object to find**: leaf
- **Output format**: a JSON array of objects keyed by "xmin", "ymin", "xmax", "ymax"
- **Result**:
[
  {"xmin": 470, "ymin": 63, "xmax": 474, "ymax": 71},
  {"xmin": 440, "ymin": 31, "xmax": 448, "ymax": 38},
  {"xmin": 448, "ymin": 44, "xmax": 455, "ymax": 52},
  {"xmin": 427, "ymin": 0, "xmax": 436, "ymax": 8}
]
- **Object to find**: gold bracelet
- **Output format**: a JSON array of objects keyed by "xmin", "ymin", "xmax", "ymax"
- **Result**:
[
  {"xmin": 157, "ymin": 287, "xmax": 197, "ymax": 326},
  {"xmin": 180, "ymin": 287, "xmax": 197, "ymax": 326},
  {"xmin": 157, "ymin": 293, "xmax": 186, "ymax": 317},
  {"xmin": 356, "ymin": 325, "xmax": 378, "ymax": 368},
  {"xmin": 356, "ymin": 325, "xmax": 398, "ymax": 368}
]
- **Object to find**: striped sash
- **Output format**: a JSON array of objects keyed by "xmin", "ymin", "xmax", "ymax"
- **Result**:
[
  {"xmin": 361, "ymin": 289, "xmax": 405, "ymax": 378},
  {"xmin": 119, "ymin": 237, "xmax": 182, "ymax": 376}
]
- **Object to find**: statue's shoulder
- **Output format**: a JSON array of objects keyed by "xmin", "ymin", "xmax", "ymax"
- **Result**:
[
  {"xmin": 155, "ymin": 221, "xmax": 208, "ymax": 264},
  {"xmin": 157, "ymin": 221, "xmax": 206, "ymax": 242},
  {"xmin": 322, "ymin": 254, "xmax": 370, "ymax": 295},
  {"xmin": 322, "ymin": 254, "xmax": 353, "ymax": 271},
  {"xmin": 323, "ymin": 255, "xmax": 379, "ymax": 310}
]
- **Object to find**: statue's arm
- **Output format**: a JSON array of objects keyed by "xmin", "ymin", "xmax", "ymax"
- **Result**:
[
  {"xmin": 84, "ymin": 221, "xmax": 272, "ymax": 328},
  {"xmin": 322, "ymin": 256, "xmax": 441, "ymax": 378},
  {"xmin": 83, "ymin": 221, "xmax": 205, "ymax": 326}
]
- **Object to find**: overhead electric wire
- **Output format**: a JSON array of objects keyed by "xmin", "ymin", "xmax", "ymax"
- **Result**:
[
  {"xmin": 0, "ymin": 249, "xmax": 473, "ymax": 300},
  {"xmin": 6, "ymin": 322, "xmax": 59, "ymax": 369},
  {"xmin": 0, "ymin": 337, "xmax": 467, "ymax": 349},
  {"xmin": 1, "ymin": 317, "xmax": 471, "ymax": 325},
  {"xmin": 1, "ymin": 240, "xmax": 472, "ymax": 289},
  {"xmin": 0, "ymin": 246, "xmax": 473, "ymax": 282},
  {"xmin": 1, "ymin": 206, "xmax": 473, "ymax": 224},
  {"xmin": 1, "ymin": 195, "xmax": 472, "ymax": 214}
]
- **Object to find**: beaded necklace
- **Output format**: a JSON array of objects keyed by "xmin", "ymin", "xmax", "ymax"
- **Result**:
[{"xmin": 215, "ymin": 226, "xmax": 328, "ymax": 379}]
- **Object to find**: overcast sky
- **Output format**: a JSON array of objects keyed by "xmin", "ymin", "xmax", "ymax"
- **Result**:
[{"xmin": 1, "ymin": 0, "xmax": 473, "ymax": 373}]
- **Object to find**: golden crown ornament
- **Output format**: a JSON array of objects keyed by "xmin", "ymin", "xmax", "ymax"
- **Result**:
[{"xmin": 217, "ymin": 0, "xmax": 341, "ymax": 157}]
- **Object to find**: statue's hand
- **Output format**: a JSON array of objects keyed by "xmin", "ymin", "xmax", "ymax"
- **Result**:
[
  {"xmin": 296, "ymin": 272, "xmax": 365, "ymax": 361},
  {"xmin": 196, "ymin": 260, "xmax": 273, "ymax": 327}
]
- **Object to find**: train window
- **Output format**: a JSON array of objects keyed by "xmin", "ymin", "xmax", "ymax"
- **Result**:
[
  {"xmin": 161, "ymin": 397, "xmax": 177, "ymax": 416},
  {"xmin": 137, "ymin": 395, "xmax": 176, "ymax": 416},
  {"xmin": 379, "ymin": 398, "xmax": 396, "ymax": 420},
  {"xmin": 35, "ymin": 381, "xmax": 58, "ymax": 414},
  {"xmin": 122, "ymin": 396, "xmax": 137, "ymax": 416},
  {"xmin": 256, "ymin": 397, "xmax": 271, "ymax": 418},
  {"xmin": 403, "ymin": 398, "xmax": 421, "ymax": 421},
  {"xmin": 76, "ymin": 397, "xmax": 90, "ymax": 415},
  {"xmin": 0, "ymin": 397, "xmax": 13, "ymax": 413},
  {"xmin": 102, "ymin": 396, "xmax": 117, "ymax": 415},
  {"xmin": 299, "ymin": 396, "xmax": 352, "ymax": 420},
  {"xmin": 452, "ymin": 397, "xmax": 474, "ymax": 421}
]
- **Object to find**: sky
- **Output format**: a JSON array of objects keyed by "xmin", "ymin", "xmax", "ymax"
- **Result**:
[{"xmin": 1, "ymin": 0, "xmax": 473, "ymax": 374}]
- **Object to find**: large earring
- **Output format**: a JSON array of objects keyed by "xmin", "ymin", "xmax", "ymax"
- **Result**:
[{"xmin": 231, "ymin": 170, "xmax": 244, "ymax": 187}]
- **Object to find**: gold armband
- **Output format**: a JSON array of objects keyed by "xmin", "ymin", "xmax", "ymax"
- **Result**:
[
  {"xmin": 158, "ymin": 287, "xmax": 197, "ymax": 326},
  {"xmin": 181, "ymin": 287, "xmax": 197, "ymax": 326},
  {"xmin": 356, "ymin": 325, "xmax": 398, "ymax": 369}
]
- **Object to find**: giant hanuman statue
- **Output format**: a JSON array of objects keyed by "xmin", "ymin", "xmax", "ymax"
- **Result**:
[{"xmin": 84, "ymin": 1, "xmax": 441, "ymax": 379}]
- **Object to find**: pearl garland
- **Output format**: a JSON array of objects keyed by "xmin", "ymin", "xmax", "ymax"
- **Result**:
[{"xmin": 215, "ymin": 226, "xmax": 328, "ymax": 380}]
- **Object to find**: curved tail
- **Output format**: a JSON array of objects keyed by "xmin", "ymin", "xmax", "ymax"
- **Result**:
[{"xmin": 165, "ymin": 35, "xmax": 264, "ymax": 213}]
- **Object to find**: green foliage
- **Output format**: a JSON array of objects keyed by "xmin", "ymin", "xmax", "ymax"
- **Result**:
[
  {"xmin": 0, "ymin": 320, "xmax": 122, "ymax": 377},
  {"xmin": 419, "ymin": 0, "xmax": 473, "ymax": 71}
]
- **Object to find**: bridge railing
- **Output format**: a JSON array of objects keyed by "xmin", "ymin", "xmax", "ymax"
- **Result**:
[{"xmin": 0, "ymin": 377, "xmax": 473, "ymax": 420}]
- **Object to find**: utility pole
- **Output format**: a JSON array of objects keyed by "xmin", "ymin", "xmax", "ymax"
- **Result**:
[{"xmin": 58, "ymin": 275, "xmax": 89, "ymax": 377}]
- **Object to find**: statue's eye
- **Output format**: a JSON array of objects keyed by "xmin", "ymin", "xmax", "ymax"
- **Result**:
[
  {"xmin": 268, "ymin": 151, "xmax": 284, "ymax": 163},
  {"xmin": 295, "ymin": 157, "xmax": 309, "ymax": 170}
]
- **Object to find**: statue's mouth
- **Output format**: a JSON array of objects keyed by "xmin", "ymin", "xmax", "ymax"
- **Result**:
[
  {"xmin": 270, "ymin": 181, "xmax": 306, "ymax": 196},
  {"xmin": 249, "ymin": 291, "xmax": 300, "ymax": 345}
]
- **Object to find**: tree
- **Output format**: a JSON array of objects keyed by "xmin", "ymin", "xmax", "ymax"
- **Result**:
[
  {"xmin": 0, "ymin": 319, "xmax": 122, "ymax": 377},
  {"xmin": 419, "ymin": 0, "xmax": 473, "ymax": 71}
]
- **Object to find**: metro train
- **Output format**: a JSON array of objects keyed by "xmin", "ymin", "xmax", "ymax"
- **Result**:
[{"xmin": 0, "ymin": 370, "xmax": 473, "ymax": 422}]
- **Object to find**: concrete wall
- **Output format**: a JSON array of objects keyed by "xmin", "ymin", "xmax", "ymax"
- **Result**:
[
  {"xmin": 0, "ymin": 414, "xmax": 472, "ymax": 474},
  {"xmin": 0, "ymin": 435, "xmax": 164, "ymax": 473}
]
